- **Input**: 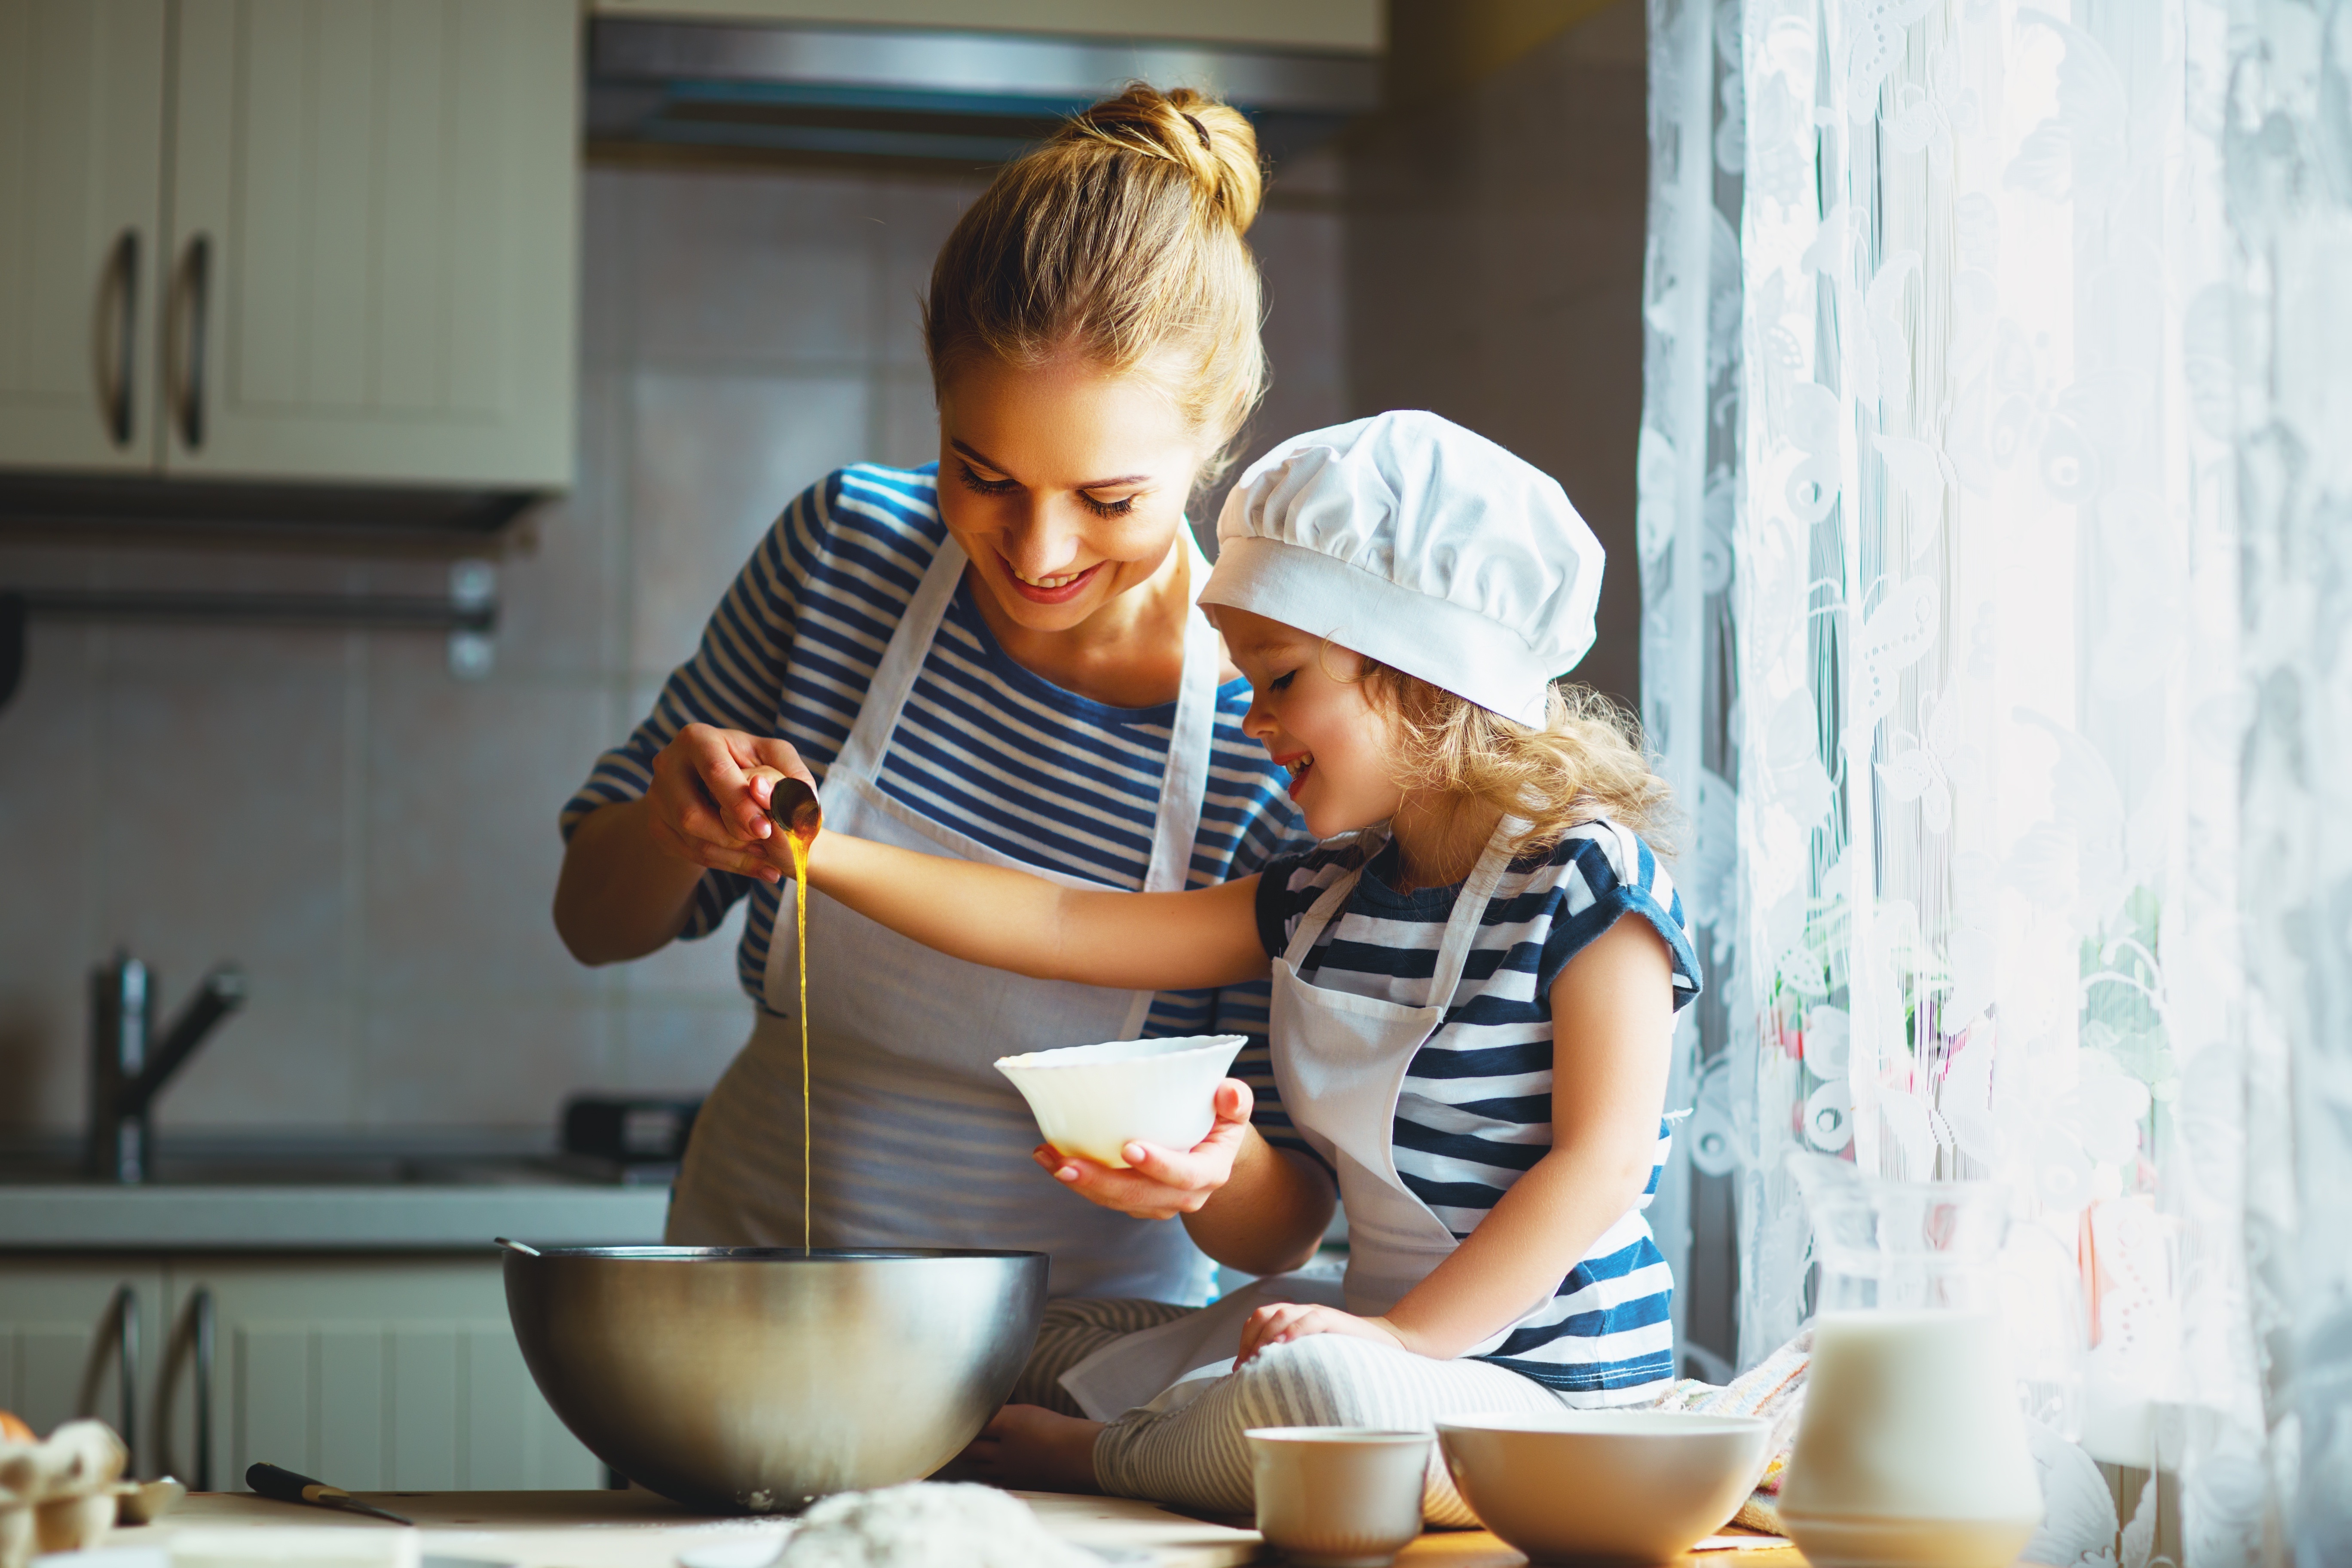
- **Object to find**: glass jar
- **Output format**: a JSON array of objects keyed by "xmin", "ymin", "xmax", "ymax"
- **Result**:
[{"xmin": 1776, "ymin": 1153, "xmax": 2046, "ymax": 1568}]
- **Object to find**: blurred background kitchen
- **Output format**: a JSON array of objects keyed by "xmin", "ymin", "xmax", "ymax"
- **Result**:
[{"xmin": 1, "ymin": 0, "xmax": 1715, "ymax": 1464}]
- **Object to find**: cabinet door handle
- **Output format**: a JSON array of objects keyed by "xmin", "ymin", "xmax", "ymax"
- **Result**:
[
  {"xmin": 103, "ymin": 230, "xmax": 139, "ymax": 447},
  {"xmin": 173, "ymin": 234, "xmax": 211, "ymax": 451},
  {"xmin": 194, "ymin": 1286, "xmax": 213, "ymax": 1493},
  {"xmin": 156, "ymin": 1286, "xmax": 215, "ymax": 1491},
  {"xmin": 74, "ymin": 1284, "xmax": 140, "ymax": 1477}
]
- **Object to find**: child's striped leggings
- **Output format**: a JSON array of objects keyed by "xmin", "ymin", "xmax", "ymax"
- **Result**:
[{"xmin": 1010, "ymin": 1297, "xmax": 1581, "ymax": 1524}]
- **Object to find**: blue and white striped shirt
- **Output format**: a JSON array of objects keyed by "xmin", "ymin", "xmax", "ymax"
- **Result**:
[
  {"xmin": 562, "ymin": 463, "xmax": 1314, "ymax": 1154},
  {"xmin": 1253, "ymin": 818, "xmax": 1700, "ymax": 1399}
]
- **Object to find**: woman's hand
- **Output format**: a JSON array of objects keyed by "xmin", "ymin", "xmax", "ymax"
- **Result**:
[
  {"xmin": 1238, "ymin": 1303, "xmax": 1410, "ymax": 1363},
  {"xmin": 1033, "ymin": 1079, "xmax": 1255, "ymax": 1220},
  {"xmin": 556, "ymin": 724, "xmax": 812, "ymax": 965},
  {"xmin": 644, "ymin": 723, "xmax": 815, "ymax": 885}
]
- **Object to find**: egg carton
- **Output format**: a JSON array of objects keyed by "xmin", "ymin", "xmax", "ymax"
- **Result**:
[{"xmin": 0, "ymin": 1419, "xmax": 162, "ymax": 1568}]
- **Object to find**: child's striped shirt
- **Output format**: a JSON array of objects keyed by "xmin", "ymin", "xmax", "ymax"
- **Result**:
[{"xmin": 1254, "ymin": 818, "xmax": 1700, "ymax": 1399}]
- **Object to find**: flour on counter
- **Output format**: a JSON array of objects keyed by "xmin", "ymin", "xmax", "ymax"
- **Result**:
[{"xmin": 772, "ymin": 1483, "xmax": 1102, "ymax": 1568}]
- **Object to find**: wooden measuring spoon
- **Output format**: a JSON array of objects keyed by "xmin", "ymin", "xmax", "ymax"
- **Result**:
[{"xmin": 746, "ymin": 768, "xmax": 821, "ymax": 845}]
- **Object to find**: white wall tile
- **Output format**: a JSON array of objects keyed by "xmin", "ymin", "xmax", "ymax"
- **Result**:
[
  {"xmin": 579, "ymin": 169, "xmax": 637, "ymax": 372},
  {"xmin": 360, "ymin": 646, "xmax": 616, "ymax": 1003},
  {"xmin": 493, "ymin": 369, "xmax": 630, "ymax": 680},
  {"xmin": 357, "ymin": 996, "xmax": 612, "ymax": 1127},
  {"xmin": 628, "ymin": 369, "xmax": 870, "ymax": 678},
  {"xmin": 620, "ymin": 897, "xmax": 747, "ymax": 999},
  {"xmin": 631, "ymin": 169, "xmax": 886, "ymax": 371},
  {"xmin": 876, "ymin": 369, "xmax": 940, "ymax": 471},
  {"xmin": 616, "ymin": 997, "xmax": 754, "ymax": 1097},
  {"xmin": 0, "ymin": 622, "xmax": 104, "ymax": 1129},
  {"xmin": 157, "ymin": 995, "xmax": 361, "ymax": 1129},
  {"xmin": 92, "ymin": 629, "xmax": 353, "ymax": 1000},
  {"xmin": 874, "ymin": 178, "xmax": 980, "ymax": 371}
]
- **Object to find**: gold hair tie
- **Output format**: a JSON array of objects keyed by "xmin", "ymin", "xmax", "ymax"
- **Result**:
[{"xmin": 1180, "ymin": 111, "xmax": 1213, "ymax": 153}]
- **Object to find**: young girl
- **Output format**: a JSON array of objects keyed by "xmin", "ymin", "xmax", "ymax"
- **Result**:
[{"xmin": 775, "ymin": 410, "xmax": 1699, "ymax": 1522}]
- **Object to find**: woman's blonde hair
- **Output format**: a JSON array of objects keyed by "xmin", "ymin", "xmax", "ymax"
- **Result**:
[
  {"xmin": 1357, "ymin": 663, "xmax": 1677, "ymax": 859},
  {"xmin": 924, "ymin": 84, "xmax": 1268, "ymax": 482}
]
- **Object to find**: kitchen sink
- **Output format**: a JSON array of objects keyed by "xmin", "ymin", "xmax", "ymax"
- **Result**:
[
  {"xmin": 0, "ymin": 1134, "xmax": 676, "ymax": 1251},
  {"xmin": 0, "ymin": 1152, "xmax": 399, "ymax": 1185}
]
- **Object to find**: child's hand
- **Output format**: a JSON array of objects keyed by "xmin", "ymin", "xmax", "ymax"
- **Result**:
[
  {"xmin": 1034, "ymin": 1079, "xmax": 1254, "ymax": 1220},
  {"xmin": 741, "ymin": 765, "xmax": 817, "ymax": 880},
  {"xmin": 1237, "ymin": 1303, "xmax": 1410, "ymax": 1363}
]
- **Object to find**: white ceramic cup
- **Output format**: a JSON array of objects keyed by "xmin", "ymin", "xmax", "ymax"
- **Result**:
[
  {"xmin": 1244, "ymin": 1427, "xmax": 1430, "ymax": 1568},
  {"xmin": 994, "ymin": 1034, "xmax": 1246, "ymax": 1168}
]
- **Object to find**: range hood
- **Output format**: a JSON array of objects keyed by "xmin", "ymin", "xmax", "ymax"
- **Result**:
[{"xmin": 587, "ymin": 16, "xmax": 1381, "ymax": 166}]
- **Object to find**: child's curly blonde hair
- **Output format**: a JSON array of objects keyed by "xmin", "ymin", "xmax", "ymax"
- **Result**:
[{"xmin": 1355, "ymin": 662, "xmax": 1675, "ymax": 859}]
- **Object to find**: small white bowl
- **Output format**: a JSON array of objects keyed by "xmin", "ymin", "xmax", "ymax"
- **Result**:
[
  {"xmin": 994, "ymin": 1035, "xmax": 1246, "ymax": 1168},
  {"xmin": 1436, "ymin": 1410, "xmax": 1770, "ymax": 1565}
]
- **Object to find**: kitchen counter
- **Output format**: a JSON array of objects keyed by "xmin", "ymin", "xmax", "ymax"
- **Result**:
[
  {"xmin": 117, "ymin": 1489, "xmax": 1808, "ymax": 1566},
  {"xmin": 0, "ymin": 1182, "xmax": 669, "ymax": 1251},
  {"xmin": 127, "ymin": 1488, "xmax": 1265, "ymax": 1567},
  {"xmin": 0, "ymin": 1133, "xmax": 674, "ymax": 1252}
]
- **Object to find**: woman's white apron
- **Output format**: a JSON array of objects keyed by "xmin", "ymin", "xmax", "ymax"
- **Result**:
[
  {"xmin": 666, "ymin": 533, "xmax": 1225, "ymax": 1303},
  {"xmin": 1060, "ymin": 825, "xmax": 1534, "ymax": 1420}
]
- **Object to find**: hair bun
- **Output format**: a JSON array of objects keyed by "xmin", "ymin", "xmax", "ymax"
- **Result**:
[
  {"xmin": 1065, "ymin": 84, "xmax": 1265, "ymax": 232},
  {"xmin": 925, "ymin": 80, "xmax": 1270, "ymax": 484}
]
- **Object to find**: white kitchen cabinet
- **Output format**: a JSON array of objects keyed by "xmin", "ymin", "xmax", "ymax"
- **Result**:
[
  {"xmin": 0, "ymin": 0, "xmax": 170, "ymax": 471},
  {"xmin": 165, "ymin": 0, "xmax": 579, "ymax": 486},
  {"xmin": 0, "ymin": 1259, "xmax": 169, "ymax": 1473},
  {"xmin": 0, "ymin": 0, "xmax": 579, "ymax": 490},
  {"xmin": 0, "ymin": 1255, "xmax": 600, "ymax": 1491},
  {"xmin": 159, "ymin": 1258, "xmax": 600, "ymax": 1491}
]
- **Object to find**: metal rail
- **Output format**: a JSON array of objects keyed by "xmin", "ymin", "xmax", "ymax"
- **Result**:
[
  {"xmin": 74, "ymin": 1284, "xmax": 140, "ymax": 1476},
  {"xmin": 10, "ymin": 586, "xmax": 495, "ymax": 632},
  {"xmin": 157, "ymin": 1286, "xmax": 216, "ymax": 1491},
  {"xmin": 0, "ymin": 577, "xmax": 500, "ymax": 711}
]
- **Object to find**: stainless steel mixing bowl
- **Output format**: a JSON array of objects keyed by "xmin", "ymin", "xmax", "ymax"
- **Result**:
[{"xmin": 502, "ymin": 1245, "xmax": 1047, "ymax": 1513}]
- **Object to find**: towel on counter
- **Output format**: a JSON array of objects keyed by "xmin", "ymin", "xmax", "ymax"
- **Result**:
[{"xmin": 1639, "ymin": 1331, "xmax": 1814, "ymax": 1535}]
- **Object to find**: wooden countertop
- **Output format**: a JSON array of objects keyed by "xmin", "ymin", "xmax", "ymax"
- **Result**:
[
  {"xmin": 135, "ymin": 1489, "xmax": 1259, "ymax": 1566},
  {"xmin": 127, "ymin": 1488, "xmax": 1807, "ymax": 1566}
]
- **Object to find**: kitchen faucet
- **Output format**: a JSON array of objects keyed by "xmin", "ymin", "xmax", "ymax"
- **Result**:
[{"xmin": 88, "ymin": 952, "xmax": 245, "ymax": 1183}]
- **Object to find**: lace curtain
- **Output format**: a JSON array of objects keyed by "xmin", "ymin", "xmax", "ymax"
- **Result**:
[
  {"xmin": 1638, "ymin": 0, "xmax": 1748, "ymax": 1379},
  {"xmin": 1638, "ymin": 0, "xmax": 2352, "ymax": 1560},
  {"xmin": 2230, "ymin": 4, "xmax": 2352, "ymax": 1559}
]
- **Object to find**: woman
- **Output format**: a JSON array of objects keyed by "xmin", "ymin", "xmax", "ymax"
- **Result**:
[{"xmin": 551, "ymin": 88, "xmax": 1323, "ymax": 1358}]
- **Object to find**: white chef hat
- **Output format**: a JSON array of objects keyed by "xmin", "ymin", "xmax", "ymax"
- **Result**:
[{"xmin": 1200, "ymin": 411, "xmax": 1605, "ymax": 727}]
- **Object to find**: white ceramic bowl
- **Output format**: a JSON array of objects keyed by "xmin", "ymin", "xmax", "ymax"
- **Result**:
[
  {"xmin": 1246, "ymin": 1427, "xmax": 1431, "ymax": 1568},
  {"xmin": 994, "ymin": 1034, "xmax": 1246, "ymax": 1169},
  {"xmin": 1436, "ymin": 1410, "xmax": 1770, "ymax": 1565}
]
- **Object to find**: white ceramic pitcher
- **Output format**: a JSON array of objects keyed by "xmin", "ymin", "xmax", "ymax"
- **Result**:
[{"xmin": 1777, "ymin": 1154, "xmax": 2044, "ymax": 1568}]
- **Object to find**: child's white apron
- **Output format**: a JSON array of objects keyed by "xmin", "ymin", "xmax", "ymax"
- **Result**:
[
  {"xmin": 1060, "ymin": 824, "xmax": 1534, "ymax": 1419},
  {"xmin": 666, "ymin": 533, "xmax": 1225, "ymax": 1303}
]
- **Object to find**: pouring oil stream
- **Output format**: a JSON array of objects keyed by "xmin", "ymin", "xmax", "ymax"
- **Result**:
[{"xmin": 767, "ymin": 774, "xmax": 822, "ymax": 1254}]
